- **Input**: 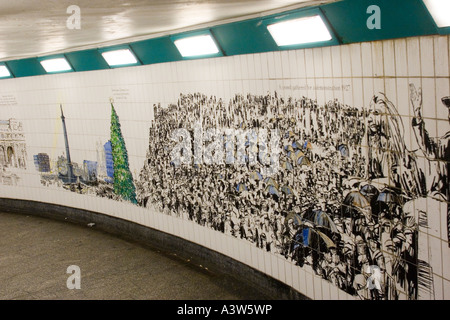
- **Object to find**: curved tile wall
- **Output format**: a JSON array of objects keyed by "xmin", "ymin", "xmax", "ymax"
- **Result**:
[{"xmin": 1, "ymin": 34, "xmax": 449, "ymax": 300}]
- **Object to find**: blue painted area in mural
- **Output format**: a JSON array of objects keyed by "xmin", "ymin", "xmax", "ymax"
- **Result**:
[
  {"xmin": 104, "ymin": 140, "xmax": 114, "ymax": 183},
  {"xmin": 34, "ymin": 153, "xmax": 50, "ymax": 172}
]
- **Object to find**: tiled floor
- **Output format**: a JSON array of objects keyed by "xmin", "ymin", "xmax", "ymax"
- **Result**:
[{"xmin": 0, "ymin": 211, "xmax": 271, "ymax": 300}]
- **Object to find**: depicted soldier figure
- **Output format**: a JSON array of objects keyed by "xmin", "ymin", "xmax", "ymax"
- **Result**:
[{"xmin": 410, "ymin": 84, "xmax": 450, "ymax": 246}]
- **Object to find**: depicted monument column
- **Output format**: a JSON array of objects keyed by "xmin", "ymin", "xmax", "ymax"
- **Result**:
[{"xmin": 60, "ymin": 105, "xmax": 75, "ymax": 183}]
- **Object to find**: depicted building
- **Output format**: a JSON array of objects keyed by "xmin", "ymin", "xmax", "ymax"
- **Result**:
[
  {"xmin": 104, "ymin": 140, "xmax": 114, "ymax": 183},
  {"xmin": 0, "ymin": 119, "xmax": 27, "ymax": 169},
  {"xmin": 34, "ymin": 153, "xmax": 50, "ymax": 172},
  {"xmin": 83, "ymin": 160, "xmax": 98, "ymax": 182},
  {"xmin": 96, "ymin": 140, "xmax": 107, "ymax": 179}
]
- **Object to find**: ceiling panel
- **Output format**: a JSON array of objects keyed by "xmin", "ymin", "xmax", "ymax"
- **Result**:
[{"xmin": 0, "ymin": 0, "xmax": 338, "ymax": 61}]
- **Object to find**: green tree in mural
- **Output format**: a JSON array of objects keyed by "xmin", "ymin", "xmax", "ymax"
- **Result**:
[{"xmin": 110, "ymin": 102, "xmax": 137, "ymax": 204}]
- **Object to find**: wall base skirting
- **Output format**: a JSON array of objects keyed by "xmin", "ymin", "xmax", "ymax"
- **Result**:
[{"xmin": 0, "ymin": 197, "xmax": 309, "ymax": 300}]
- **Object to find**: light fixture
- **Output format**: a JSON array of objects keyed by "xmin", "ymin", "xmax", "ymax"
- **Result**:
[
  {"xmin": 101, "ymin": 49, "xmax": 138, "ymax": 66},
  {"xmin": 40, "ymin": 57, "xmax": 72, "ymax": 73},
  {"xmin": 0, "ymin": 65, "xmax": 11, "ymax": 78},
  {"xmin": 174, "ymin": 34, "xmax": 220, "ymax": 57},
  {"xmin": 423, "ymin": 0, "xmax": 450, "ymax": 28},
  {"xmin": 267, "ymin": 15, "xmax": 332, "ymax": 46}
]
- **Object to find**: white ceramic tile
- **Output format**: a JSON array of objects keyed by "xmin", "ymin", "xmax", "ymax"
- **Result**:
[
  {"xmin": 337, "ymin": 286, "xmax": 349, "ymax": 300},
  {"xmin": 342, "ymin": 78, "xmax": 353, "ymax": 106},
  {"xmin": 244, "ymin": 241, "xmax": 252, "ymax": 266},
  {"xmin": 361, "ymin": 42, "xmax": 373, "ymax": 78},
  {"xmin": 305, "ymin": 49, "xmax": 315, "ymax": 78},
  {"xmin": 323, "ymin": 78, "xmax": 334, "ymax": 104},
  {"xmin": 321, "ymin": 47, "xmax": 333, "ymax": 78},
  {"xmin": 352, "ymin": 78, "xmax": 364, "ymax": 108},
  {"xmin": 420, "ymin": 36, "xmax": 435, "ymax": 77},
  {"xmin": 295, "ymin": 49, "xmax": 307, "ymax": 79},
  {"xmin": 268, "ymin": 79, "xmax": 279, "ymax": 94},
  {"xmin": 260, "ymin": 53, "xmax": 270, "ymax": 80},
  {"xmin": 262, "ymin": 79, "xmax": 270, "ymax": 95},
  {"xmin": 313, "ymin": 275, "xmax": 323, "ymax": 300},
  {"xmin": 383, "ymin": 40, "xmax": 396, "ymax": 77},
  {"xmin": 362, "ymin": 78, "xmax": 374, "ymax": 109},
  {"xmin": 331, "ymin": 45, "xmax": 342, "ymax": 78},
  {"xmin": 350, "ymin": 43, "xmax": 363, "ymax": 77},
  {"xmin": 332, "ymin": 78, "xmax": 343, "ymax": 102},
  {"xmin": 340, "ymin": 44, "xmax": 352, "ymax": 78},
  {"xmin": 321, "ymin": 279, "xmax": 331, "ymax": 300},
  {"xmin": 441, "ymin": 239, "xmax": 450, "ymax": 281},
  {"xmin": 281, "ymin": 258, "xmax": 290, "ymax": 286},
  {"xmin": 270, "ymin": 253, "xmax": 279, "ymax": 280},
  {"xmin": 406, "ymin": 37, "xmax": 421, "ymax": 77},
  {"xmin": 232, "ymin": 55, "xmax": 242, "ymax": 80},
  {"xmin": 253, "ymin": 54, "xmax": 263, "ymax": 79},
  {"xmin": 257, "ymin": 248, "xmax": 266, "ymax": 274},
  {"xmin": 297, "ymin": 267, "xmax": 307, "ymax": 296},
  {"xmin": 290, "ymin": 264, "xmax": 300, "ymax": 292},
  {"xmin": 315, "ymin": 78, "xmax": 325, "ymax": 105},
  {"xmin": 396, "ymin": 78, "xmax": 410, "ymax": 117},
  {"xmin": 444, "ymin": 278, "xmax": 450, "ymax": 300},
  {"xmin": 273, "ymin": 51, "xmax": 283, "ymax": 79},
  {"xmin": 434, "ymin": 36, "xmax": 449, "ymax": 77},
  {"xmin": 250, "ymin": 244, "xmax": 260, "ymax": 270},
  {"xmin": 433, "ymin": 275, "xmax": 444, "ymax": 300},
  {"xmin": 287, "ymin": 50, "xmax": 298, "ymax": 79},
  {"xmin": 280, "ymin": 51, "xmax": 291, "ymax": 79},
  {"xmin": 384, "ymin": 78, "xmax": 397, "ymax": 109},
  {"xmin": 246, "ymin": 54, "xmax": 256, "ymax": 80},
  {"xmin": 394, "ymin": 38, "xmax": 408, "ymax": 77},
  {"xmin": 329, "ymin": 279, "xmax": 339, "ymax": 300},
  {"xmin": 313, "ymin": 47, "xmax": 324, "ymax": 78},
  {"xmin": 264, "ymin": 251, "xmax": 272, "ymax": 277},
  {"xmin": 306, "ymin": 78, "xmax": 316, "ymax": 101},
  {"xmin": 305, "ymin": 271, "xmax": 315, "ymax": 299}
]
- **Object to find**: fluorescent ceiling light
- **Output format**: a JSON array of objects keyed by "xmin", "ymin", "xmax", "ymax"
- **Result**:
[
  {"xmin": 423, "ymin": 0, "xmax": 450, "ymax": 28},
  {"xmin": 0, "ymin": 65, "xmax": 11, "ymax": 77},
  {"xmin": 267, "ymin": 15, "xmax": 332, "ymax": 46},
  {"xmin": 101, "ymin": 49, "xmax": 138, "ymax": 66},
  {"xmin": 174, "ymin": 35, "xmax": 219, "ymax": 57},
  {"xmin": 40, "ymin": 58, "xmax": 72, "ymax": 73}
]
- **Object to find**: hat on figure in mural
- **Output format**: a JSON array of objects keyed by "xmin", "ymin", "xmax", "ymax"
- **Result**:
[
  {"xmin": 442, "ymin": 96, "xmax": 450, "ymax": 109},
  {"xmin": 442, "ymin": 96, "xmax": 450, "ymax": 123}
]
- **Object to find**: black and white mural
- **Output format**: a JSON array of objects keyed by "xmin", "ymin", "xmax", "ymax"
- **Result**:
[
  {"xmin": 135, "ymin": 84, "xmax": 449, "ymax": 300},
  {"xmin": 2, "ymin": 36, "xmax": 449, "ymax": 300}
]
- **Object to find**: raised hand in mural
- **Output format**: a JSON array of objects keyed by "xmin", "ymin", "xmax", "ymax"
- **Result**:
[
  {"xmin": 410, "ymin": 82, "xmax": 450, "ymax": 247},
  {"xmin": 410, "ymin": 84, "xmax": 423, "ymax": 122}
]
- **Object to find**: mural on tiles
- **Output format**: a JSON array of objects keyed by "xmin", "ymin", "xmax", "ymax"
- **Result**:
[
  {"xmin": 30, "ymin": 84, "xmax": 449, "ymax": 300},
  {"xmin": 0, "ymin": 118, "xmax": 27, "ymax": 185},
  {"xmin": 136, "ymin": 85, "xmax": 449, "ymax": 300},
  {"xmin": 35, "ymin": 103, "xmax": 137, "ymax": 203}
]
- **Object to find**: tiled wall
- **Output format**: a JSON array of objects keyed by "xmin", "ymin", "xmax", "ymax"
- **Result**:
[{"xmin": 0, "ymin": 34, "xmax": 449, "ymax": 300}]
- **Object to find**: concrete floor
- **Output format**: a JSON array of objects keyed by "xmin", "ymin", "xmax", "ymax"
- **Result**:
[{"xmin": 0, "ymin": 211, "xmax": 271, "ymax": 300}]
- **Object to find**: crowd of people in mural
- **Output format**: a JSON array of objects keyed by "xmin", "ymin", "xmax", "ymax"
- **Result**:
[{"xmin": 136, "ymin": 90, "xmax": 439, "ymax": 300}]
